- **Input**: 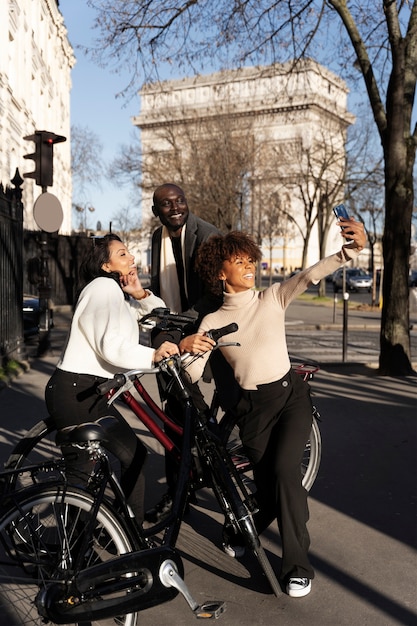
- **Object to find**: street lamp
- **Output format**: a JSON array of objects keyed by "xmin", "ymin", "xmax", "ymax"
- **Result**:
[{"xmin": 74, "ymin": 203, "xmax": 95, "ymax": 231}]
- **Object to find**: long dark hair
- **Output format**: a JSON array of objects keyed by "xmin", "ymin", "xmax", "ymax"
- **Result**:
[{"xmin": 78, "ymin": 233, "xmax": 126, "ymax": 297}]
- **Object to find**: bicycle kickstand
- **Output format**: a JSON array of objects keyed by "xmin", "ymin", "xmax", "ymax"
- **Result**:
[{"xmin": 159, "ymin": 560, "xmax": 226, "ymax": 619}]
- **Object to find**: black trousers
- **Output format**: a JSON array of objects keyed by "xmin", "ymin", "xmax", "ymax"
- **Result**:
[
  {"xmin": 45, "ymin": 368, "xmax": 147, "ymax": 522},
  {"xmin": 235, "ymin": 368, "xmax": 314, "ymax": 583}
]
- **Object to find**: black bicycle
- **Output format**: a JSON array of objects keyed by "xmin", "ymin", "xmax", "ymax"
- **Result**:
[
  {"xmin": 4, "ymin": 309, "xmax": 321, "ymax": 497},
  {"xmin": 0, "ymin": 322, "xmax": 285, "ymax": 625}
]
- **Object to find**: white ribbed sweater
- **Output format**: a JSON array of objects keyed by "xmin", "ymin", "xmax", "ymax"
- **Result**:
[{"xmin": 58, "ymin": 277, "xmax": 165, "ymax": 378}]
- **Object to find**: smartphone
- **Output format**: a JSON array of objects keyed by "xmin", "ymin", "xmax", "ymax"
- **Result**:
[
  {"xmin": 333, "ymin": 204, "xmax": 353, "ymax": 241},
  {"xmin": 333, "ymin": 203, "xmax": 349, "ymax": 220}
]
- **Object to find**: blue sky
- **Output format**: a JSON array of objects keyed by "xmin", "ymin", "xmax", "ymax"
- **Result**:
[
  {"xmin": 60, "ymin": 1, "xmax": 141, "ymax": 231},
  {"xmin": 59, "ymin": 2, "xmax": 416, "ymax": 233}
]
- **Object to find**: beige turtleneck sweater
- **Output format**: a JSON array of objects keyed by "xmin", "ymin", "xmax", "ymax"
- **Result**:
[{"xmin": 184, "ymin": 244, "xmax": 361, "ymax": 390}]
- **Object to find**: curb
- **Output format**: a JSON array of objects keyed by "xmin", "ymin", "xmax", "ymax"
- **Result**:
[{"xmin": 286, "ymin": 323, "xmax": 381, "ymax": 331}]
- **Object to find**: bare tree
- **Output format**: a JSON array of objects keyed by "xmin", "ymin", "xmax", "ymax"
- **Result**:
[
  {"xmin": 85, "ymin": 0, "xmax": 416, "ymax": 374},
  {"xmin": 71, "ymin": 124, "xmax": 104, "ymax": 197},
  {"xmin": 298, "ymin": 131, "xmax": 346, "ymax": 273},
  {"xmin": 260, "ymin": 127, "xmax": 346, "ymax": 296},
  {"xmin": 184, "ymin": 116, "xmax": 256, "ymax": 231},
  {"xmin": 111, "ymin": 205, "xmax": 142, "ymax": 245},
  {"xmin": 109, "ymin": 138, "xmax": 142, "ymax": 189},
  {"xmin": 137, "ymin": 106, "xmax": 257, "ymax": 231},
  {"xmin": 260, "ymin": 192, "xmax": 287, "ymax": 285},
  {"xmin": 344, "ymin": 116, "xmax": 386, "ymax": 304}
]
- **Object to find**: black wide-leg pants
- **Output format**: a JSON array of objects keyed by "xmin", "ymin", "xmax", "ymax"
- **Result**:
[{"xmin": 235, "ymin": 367, "xmax": 315, "ymax": 583}]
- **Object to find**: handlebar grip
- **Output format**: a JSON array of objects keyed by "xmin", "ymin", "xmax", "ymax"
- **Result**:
[
  {"xmin": 96, "ymin": 373, "xmax": 126, "ymax": 395},
  {"xmin": 206, "ymin": 322, "xmax": 238, "ymax": 343}
]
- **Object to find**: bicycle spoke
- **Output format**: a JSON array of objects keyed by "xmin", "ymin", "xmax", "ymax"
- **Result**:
[{"xmin": 0, "ymin": 486, "xmax": 139, "ymax": 626}]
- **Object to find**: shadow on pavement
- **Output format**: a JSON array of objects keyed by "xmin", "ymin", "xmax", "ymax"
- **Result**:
[{"xmin": 309, "ymin": 368, "xmax": 416, "ymax": 549}]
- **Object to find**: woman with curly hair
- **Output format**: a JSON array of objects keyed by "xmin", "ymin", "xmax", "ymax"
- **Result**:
[{"xmin": 183, "ymin": 219, "xmax": 366, "ymax": 597}]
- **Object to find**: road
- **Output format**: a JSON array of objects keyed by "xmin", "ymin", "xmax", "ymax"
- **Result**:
[
  {"xmin": 0, "ymin": 304, "xmax": 416, "ymax": 625},
  {"xmin": 286, "ymin": 327, "xmax": 381, "ymax": 364},
  {"xmin": 283, "ymin": 292, "xmax": 417, "ymax": 366}
]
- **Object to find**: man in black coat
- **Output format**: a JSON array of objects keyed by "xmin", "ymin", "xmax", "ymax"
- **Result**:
[
  {"xmin": 145, "ymin": 183, "xmax": 221, "ymax": 523},
  {"xmin": 150, "ymin": 183, "xmax": 221, "ymax": 317}
]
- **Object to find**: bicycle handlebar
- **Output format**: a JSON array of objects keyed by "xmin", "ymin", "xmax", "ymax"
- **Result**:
[
  {"xmin": 139, "ymin": 307, "xmax": 197, "ymax": 326},
  {"xmin": 97, "ymin": 373, "xmax": 129, "ymax": 396},
  {"xmin": 206, "ymin": 322, "xmax": 238, "ymax": 343},
  {"xmin": 96, "ymin": 322, "xmax": 239, "ymax": 397}
]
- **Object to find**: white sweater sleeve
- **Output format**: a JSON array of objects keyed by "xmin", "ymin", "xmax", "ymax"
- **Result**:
[
  {"xmin": 129, "ymin": 291, "xmax": 166, "ymax": 318},
  {"xmin": 59, "ymin": 278, "xmax": 156, "ymax": 376}
]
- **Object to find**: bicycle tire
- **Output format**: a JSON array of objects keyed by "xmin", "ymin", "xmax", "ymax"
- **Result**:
[
  {"xmin": 4, "ymin": 417, "xmax": 59, "ymax": 489},
  {"xmin": 201, "ymin": 438, "xmax": 281, "ymax": 596},
  {"xmin": 0, "ymin": 484, "xmax": 140, "ymax": 626},
  {"xmin": 302, "ymin": 414, "xmax": 321, "ymax": 492}
]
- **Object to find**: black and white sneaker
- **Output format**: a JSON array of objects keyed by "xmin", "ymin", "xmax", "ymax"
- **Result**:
[
  {"xmin": 144, "ymin": 492, "xmax": 173, "ymax": 524},
  {"xmin": 286, "ymin": 577, "xmax": 311, "ymax": 597}
]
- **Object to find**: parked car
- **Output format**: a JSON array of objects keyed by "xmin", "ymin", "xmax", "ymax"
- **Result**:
[
  {"xmin": 409, "ymin": 270, "xmax": 417, "ymax": 287},
  {"xmin": 332, "ymin": 268, "xmax": 373, "ymax": 293},
  {"xmin": 23, "ymin": 294, "xmax": 40, "ymax": 338}
]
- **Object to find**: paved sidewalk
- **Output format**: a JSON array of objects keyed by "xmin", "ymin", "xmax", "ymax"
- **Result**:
[{"xmin": 0, "ymin": 305, "xmax": 416, "ymax": 625}]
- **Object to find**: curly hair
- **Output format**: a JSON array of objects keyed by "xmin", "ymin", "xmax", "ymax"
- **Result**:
[{"xmin": 195, "ymin": 231, "xmax": 262, "ymax": 296}]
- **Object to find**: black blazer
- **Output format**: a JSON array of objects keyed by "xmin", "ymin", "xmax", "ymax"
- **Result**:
[{"xmin": 150, "ymin": 212, "xmax": 221, "ymax": 316}]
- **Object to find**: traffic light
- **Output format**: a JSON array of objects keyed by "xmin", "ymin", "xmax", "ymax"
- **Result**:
[{"xmin": 23, "ymin": 130, "xmax": 66, "ymax": 189}]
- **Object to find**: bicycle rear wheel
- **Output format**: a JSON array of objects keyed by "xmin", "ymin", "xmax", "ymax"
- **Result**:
[
  {"xmin": 4, "ymin": 417, "xmax": 59, "ymax": 489},
  {"xmin": 0, "ymin": 484, "xmax": 140, "ymax": 626},
  {"xmin": 301, "ymin": 412, "xmax": 321, "ymax": 491}
]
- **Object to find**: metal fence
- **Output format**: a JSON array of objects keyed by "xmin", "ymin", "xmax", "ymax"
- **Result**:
[
  {"xmin": 0, "ymin": 170, "xmax": 93, "ymax": 363},
  {"xmin": 23, "ymin": 231, "xmax": 91, "ymax": 307},
  {"xmin": 0, "ymin": 172, "xmax": 25, "ymax": 363}
]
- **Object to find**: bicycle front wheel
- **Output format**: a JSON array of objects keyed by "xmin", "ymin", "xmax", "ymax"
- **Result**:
[
  {"xmin": 203, "ymin": 440, "xmax": 281, "ymax": 596},
  {"xmin": 0, "ymin": 484, "xmax": 139, "ymax": 626}
]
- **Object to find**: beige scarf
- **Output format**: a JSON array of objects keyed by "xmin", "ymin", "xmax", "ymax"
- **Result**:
[{"xmin": 159, "ymin": 225, "xmax": 188, "ymax": 313}]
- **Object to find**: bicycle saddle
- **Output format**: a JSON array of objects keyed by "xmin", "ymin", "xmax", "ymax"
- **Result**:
[{"xmin": 55, "ymin": 421, "xmax": 107, "ymax": 446}]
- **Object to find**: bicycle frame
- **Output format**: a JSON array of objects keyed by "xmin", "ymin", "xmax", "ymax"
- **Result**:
[
  {"xmin": 0, "ymin": 396, "xmax": 225, "ymax": 621},
  {"xmin": 45, "ymin": 358, "xmax": 230, "ymax": 620},
  {"xmin": 115, "ymin": 360, "xmax": 319, "ymax": 496},
  {"xmin": 0, "ymin": 307, "xmax": 321, "ymax": 620},
  {"xmin": 117, "ymin": 377, "xmax": 183, "ymax": 462}
]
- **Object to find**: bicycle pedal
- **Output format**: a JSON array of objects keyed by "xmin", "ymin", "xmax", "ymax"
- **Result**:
[{"xmin": 195, "ymin": 601, "xmax": 226, "ymax": 619}]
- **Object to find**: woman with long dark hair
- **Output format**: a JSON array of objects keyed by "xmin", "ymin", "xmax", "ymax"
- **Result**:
[{"xmin": 45, "ymin": 234, "xmax": 179, "ymax": 522}]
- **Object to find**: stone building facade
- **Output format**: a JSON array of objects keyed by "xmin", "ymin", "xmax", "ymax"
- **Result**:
[
  {"xmin": 135, "ymin": 59, "xmax": 356, "ymax": 271},
  {"xmin": 0, "ymin": 0, "xmax": 74, "ymax": 233}
]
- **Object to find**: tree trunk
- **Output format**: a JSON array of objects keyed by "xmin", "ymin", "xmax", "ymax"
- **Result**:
[
  {"xmin": 379, "ymin": 141, "xmax": 415, "ymax": 375},
  {"xmin": 377, "ymin": 6, "xmax": 416, "ymax": 376}
]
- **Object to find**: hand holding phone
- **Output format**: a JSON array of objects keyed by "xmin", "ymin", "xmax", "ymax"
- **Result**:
[{"xmin": 333, "ymin": 204, "xmax": 353, "ymax": 241}]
